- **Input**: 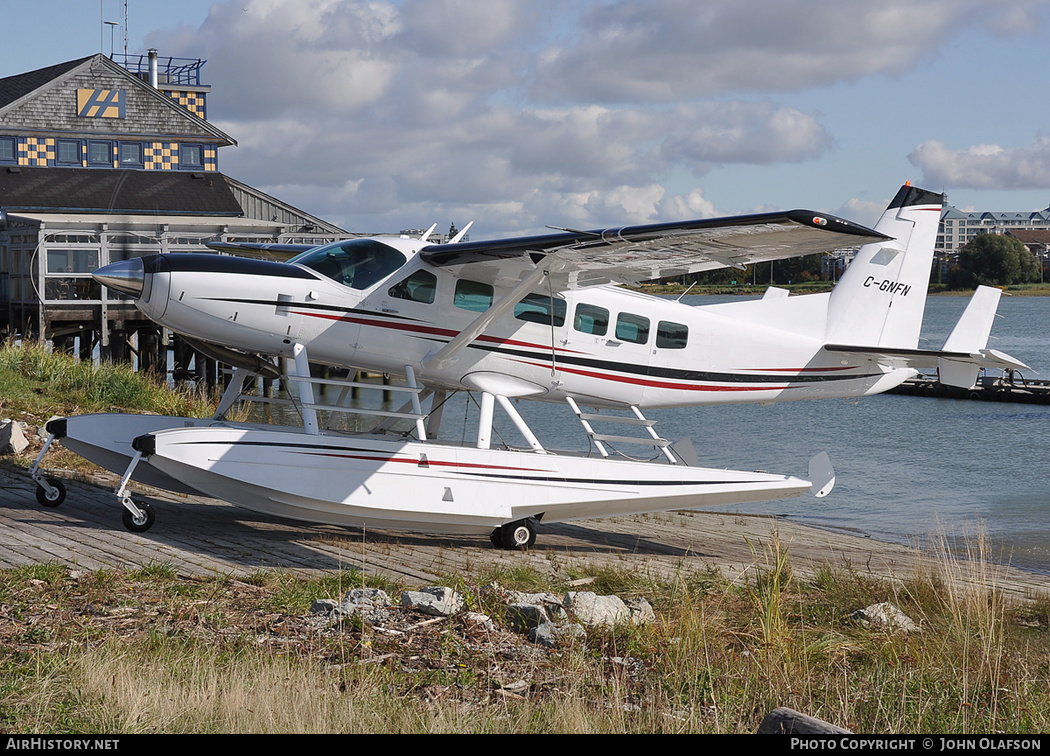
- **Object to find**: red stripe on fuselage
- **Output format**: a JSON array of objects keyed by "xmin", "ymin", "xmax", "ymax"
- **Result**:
[
  {"xmin": 511, "ymin": 359, "xmax": 791, "ymax": 392},
  {"xmin": 294, "ymin": 310, "xmax": 585, "ymax": 353}
]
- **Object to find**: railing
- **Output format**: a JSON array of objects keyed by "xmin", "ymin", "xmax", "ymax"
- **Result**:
[
  {"xmin": 566, "ymin": 397, "xmax": 676, "ymax": 463},
  {"xmin": 112, "ymin": 54, "xmax": 206, "ymax": 86}
]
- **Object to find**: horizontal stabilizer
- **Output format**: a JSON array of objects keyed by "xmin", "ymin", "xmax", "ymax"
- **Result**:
[
  {"xmin": 825, "ymin": 283, "xmax": 1029, "ymax": 389},
  {"xmin": 823, "ymin": 343, "xmax": 1029, "ymax": 371}
]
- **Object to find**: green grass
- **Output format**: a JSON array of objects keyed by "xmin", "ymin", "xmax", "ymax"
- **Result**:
[
  {"xmin": 2, "ymin": 538, "xmax": 1050, "ymax": 733},
  {"xmin": 0, "ymin": 341, "xmax": 216, "ymax": 420}
]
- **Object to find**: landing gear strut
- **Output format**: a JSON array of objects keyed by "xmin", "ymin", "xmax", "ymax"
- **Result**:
[
  {"xmin": 29, "ymin": 425, "xmax": 66, "ymax": 508},
  {"xmin": 490, "ymin": 518, "xmax": 537, "ymax": 551},
  {"xmin": 116, "ymin": 447, "xmax": 155, "ymax": 533}
]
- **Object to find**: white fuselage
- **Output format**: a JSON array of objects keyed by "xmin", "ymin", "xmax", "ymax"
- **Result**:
[{"xmin": 136, "ymin": 237, "xmax": 906, "ymax": 410}]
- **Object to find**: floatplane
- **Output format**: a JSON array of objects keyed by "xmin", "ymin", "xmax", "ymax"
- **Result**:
[{"xmin": 29, "ymin": 184, "xmax": 1027, "ymax": 548}]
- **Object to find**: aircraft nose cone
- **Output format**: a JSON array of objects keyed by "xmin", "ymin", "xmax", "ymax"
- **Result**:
[{"xmin": 93, "ymin": 258, "xmax": 144, "ymax": 298}]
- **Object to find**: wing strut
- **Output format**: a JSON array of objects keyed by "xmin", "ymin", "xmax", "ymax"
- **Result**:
[{"xmin": 422, "ymin": 261, "xmax": 553, "ymax": 373}]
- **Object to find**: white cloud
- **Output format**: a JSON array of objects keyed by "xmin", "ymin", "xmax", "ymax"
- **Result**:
[
  {"xmin": 531, "ymin": 0, "xmax": 1036, "ymax": 102},
  {"xmin": 140, "ymin": 0, "xmax": 1042, "ymax": 232},
  {"xmin": 658, "ymin": 188, "xmax": 718, "ymax": 220},
  {"xmin": 909, "ymin": 138, "xmax": 1050, "ymax": 189},
  {"xmin": 830, "ymin": 197, "xmax": 892, "ymax": 229},
  {"xmin": 660, "ymin": 102, "xmax": 833, "ymax": 166}
]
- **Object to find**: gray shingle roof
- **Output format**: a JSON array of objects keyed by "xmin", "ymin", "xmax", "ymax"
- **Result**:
[
  {"xmin": 0, "ymin": 166, "xmax": 243, "ymax": 216},
  {"xmin": 0, "ymin": 57, "xmax": 93, "ymax": 109}
]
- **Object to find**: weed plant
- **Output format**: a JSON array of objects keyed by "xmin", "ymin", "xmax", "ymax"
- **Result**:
[
  {"xmin": 0, "ymin": 341, "xmax": 216, "ymax": 419},
  {"xmin": 2, "ymin": 532, "xmax": 1049, "ymax": 734}
]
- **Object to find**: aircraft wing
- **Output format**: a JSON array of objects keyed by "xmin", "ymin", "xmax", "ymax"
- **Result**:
[
  {"xmin": 204, "ymin": 241, "xmax": 318, "ymax": 261},
  {"xmin": 419, "ymin": 210, "xmax": 888, "ymax": 288}
]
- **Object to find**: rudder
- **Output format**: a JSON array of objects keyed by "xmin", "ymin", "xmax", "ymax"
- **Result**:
[{"xmin": 825, "ymin": 185, "xmax": 943, "ymax": 349}]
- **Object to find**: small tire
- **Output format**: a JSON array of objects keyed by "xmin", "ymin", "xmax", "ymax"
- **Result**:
[
  {"xmin": 499, "ymin": 519, "xmax": 536, "ymax": 551},
  {"xmin": 35, "ymin": 478, "xmax": 66, "ymax": 508},
  {"xmin": 489, "ymin": 528, "xmax": 502, "ymax": 549},
  {"xmin": 121, "ymin": 501, "xmax": 155, "ymax": 533}
]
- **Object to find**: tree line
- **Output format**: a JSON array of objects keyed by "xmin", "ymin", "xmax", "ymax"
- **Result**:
[{"xmin": 674, "ymin": 234, "xmax": 1044, "ymax": 288}]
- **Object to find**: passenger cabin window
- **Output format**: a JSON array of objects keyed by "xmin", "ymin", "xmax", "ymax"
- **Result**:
[
  {"xmin": 615, "ymin": 312, "xmax": 650, "ymax": 344},
  {"xmin": 454, "ymin": 279, "xmax": 493, "ymax": 312},
  {"xmin": 573, "ymin": 303, "xmax": 609, "ymax": 335},
  {"xmin": 388, "ymin": 269, "xmax": 437, "ymax": 304},
  {"xmin": 656, "ymin": 321, "xmax": 689, "ymax": 349},
  {"xmin": 515, "ymin": 292, "xmax": 566, "ymax": 326},
  {"xmin": 290, "ymin": 239, "xmax": 407, "ymax": 290}
]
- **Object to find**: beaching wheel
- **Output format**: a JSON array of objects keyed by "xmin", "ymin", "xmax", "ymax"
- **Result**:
[
  {"xmin": 35, "ymin": 478, "xmax": 66, "ymax": 507},
  {"xmin": 499, "ymin": 519, "xmax": 536, "ymax": 551},
  {"xmin": 121, "ymin": 500, "xmax": 155, "ymax": 533},
  {"xmin": 489, "ymin": 528, "xmax": 502, "ymax": 548}
]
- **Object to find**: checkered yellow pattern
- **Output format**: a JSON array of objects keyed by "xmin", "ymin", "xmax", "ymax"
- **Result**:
[
  {"xmin": 166, "ymin": 90, "xmax": 207, "ymax": 119},
  {"xmin": 144, "ymin": 142, "xmax": 179, "ymax": 170},
  {"xmin": 18, "ymin": 137, "xmax": 55, "ymax": 166}
]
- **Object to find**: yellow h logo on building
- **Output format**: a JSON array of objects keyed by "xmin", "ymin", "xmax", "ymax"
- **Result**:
[{"xmin": 77, "ymin": 89, "xmax": 125, "ymax": 118}]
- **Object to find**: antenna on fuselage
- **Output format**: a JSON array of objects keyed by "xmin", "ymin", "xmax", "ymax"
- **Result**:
[
  {"xmin": 419, "ymin": 224, "xmax": 437, "ymax": 242},
  {"xmin": 674, "ymin": 281, "xmax": 697, "ymax": 302}
]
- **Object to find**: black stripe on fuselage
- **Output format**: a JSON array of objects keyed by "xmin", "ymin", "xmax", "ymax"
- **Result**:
[{"xmin": 202, "ymin": 297, "xmax": 879, "ymax": 385}]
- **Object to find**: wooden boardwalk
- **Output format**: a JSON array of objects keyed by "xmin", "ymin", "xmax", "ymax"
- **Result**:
[{"xmin": 1, "ymin": 463, "xmax": 1045, "ymax": 594}]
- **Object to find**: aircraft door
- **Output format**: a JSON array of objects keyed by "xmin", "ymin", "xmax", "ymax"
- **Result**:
[{"xmin": 566, "ymin": 301, "xmax": 653, "ymax": 405}]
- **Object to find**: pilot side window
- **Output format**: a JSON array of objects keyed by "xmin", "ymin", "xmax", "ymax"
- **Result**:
[
  {"xmin": 454, "ymin": 279, "xmax": 493, "ymax": 312},
  {"xmin": 388, "ymin": 269, "xmax": 437, "ymax": 304},
  {"xmin": 615, "ymin": 312, "xmax": 650, "ymax": 344},
  {"xmin": 514, "ymin": 292, "xmax": 566, "ymax": 326},
  {"xmin": 656, "ymin": 320, "xmax": 689, "ymax": 349},
  {"xmin": 573, "ymin": 303, "xmax": 609, "ymax": 336}
]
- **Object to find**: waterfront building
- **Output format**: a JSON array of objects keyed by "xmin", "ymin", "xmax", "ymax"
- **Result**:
[
  {"xmin": 0, "ymin": 52, "xmax": 348, "ymax": 364},
  {"xmin": 937, "ymin": 203, "xmax": 1050, "ymax": 255}
]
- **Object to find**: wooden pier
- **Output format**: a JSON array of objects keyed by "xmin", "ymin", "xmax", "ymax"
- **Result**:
[
  {"xmin": 888, "ymin": 374, "xmax": 1050, "ymax": 404},
  {"xmin": 2, "ymin": 463, "xmax": 1047, "ymax": 595}
]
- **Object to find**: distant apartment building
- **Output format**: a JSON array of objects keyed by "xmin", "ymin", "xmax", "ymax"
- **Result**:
[
  {"xmin": 937, "ymin": 203, "xmax": 1050, "ymax": 255},
  {"xmin": 932, "ymin": 201, "xmax": 1050, "ymax": 282}
]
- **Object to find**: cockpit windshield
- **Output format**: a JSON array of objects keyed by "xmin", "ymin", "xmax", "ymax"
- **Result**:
[{"xmin": 289, "ymin": 239, "xmax": 407, "ymax": 290}]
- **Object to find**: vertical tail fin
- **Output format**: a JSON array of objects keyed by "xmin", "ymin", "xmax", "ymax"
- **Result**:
[{"xmin": 825, "ymin": 185, "xmax": 943, "ymax": 348}]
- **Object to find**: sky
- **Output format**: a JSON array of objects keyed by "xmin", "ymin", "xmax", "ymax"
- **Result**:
[{"xmin": 2, "ymin": 0, "xmax": 1050, "ymax": 236}]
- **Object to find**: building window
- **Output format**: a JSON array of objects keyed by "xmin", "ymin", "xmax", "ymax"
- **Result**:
[
  {"xmin": 119, "ymin": 142, "xmax": 143, "ymax": 166},
  {"xmin": 56, "ymin": 140, "xmax": 80, "ymax": 165},
  {"xmin": 88, "ymin": 141, "xmax": 112, "ymax": 165},
  {"xmin": 0, "ymin": 136, "xmax": 15, "ymax": 162},
  {"xmin": 180, "ymin": 143, "xmax": 203, "ymax": 168}
]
